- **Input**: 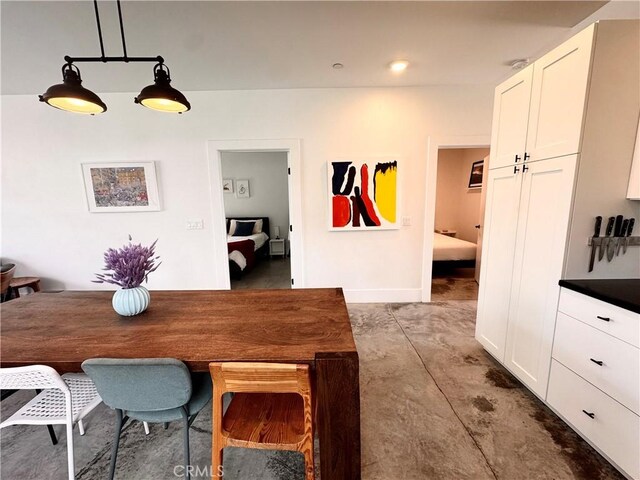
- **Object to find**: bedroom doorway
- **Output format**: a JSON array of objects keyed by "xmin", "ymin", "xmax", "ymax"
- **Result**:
[
  {"xmin": 431, "ymin": 147, "xmax": 490, "ymax": 301},
  {"xmin": 207, "ymin": 139, "xmax": 304, "ymax": 291},
  {"xmin": 221, "ymin": 151, "xmax": 291, "ymax": 290}
]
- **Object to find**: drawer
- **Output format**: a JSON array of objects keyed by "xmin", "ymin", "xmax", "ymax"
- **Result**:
[
  {"xmin": 558, "ymin": 288, "xmax": 639, "ymax": 347},
  {"xmin": 553, "ymin": 312, "xmax": 639, "ymax": 414},
  {"xmin": 547, "ymin": 361, "xmax": 640, "ymax": 480}
]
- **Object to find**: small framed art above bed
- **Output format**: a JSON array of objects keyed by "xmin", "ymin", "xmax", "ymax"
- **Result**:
[{"xmin": 226, "ymin": 217, "xmax": 270, "ymax": 280}]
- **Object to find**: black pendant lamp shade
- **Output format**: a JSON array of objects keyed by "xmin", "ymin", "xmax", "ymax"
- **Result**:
[
  {"xmin": 39, "ymin": 64, "xmax": 107, "ymax": 114},
  {"xmin": 134, "ymin": 63, "xmax": 190, "ymax": 113}
]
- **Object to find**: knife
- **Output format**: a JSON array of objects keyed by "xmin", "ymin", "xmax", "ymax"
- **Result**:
[
  {"xmin": 624, "ymin": 218, "xmax": 635, "ymax": 254},
  {"xmin": 616, "ymin": 219, "xmax": 629, "ymax": 256},
  {"xmin": 588, "ymin": 216, "xmax": 602, "ymax": 272},
  {"xmin": 607, "ymin": 215, "xmax": 623, "ymax": 261},
  {"xmin": 600, "ymin": 216, "xmax": 614, "ymax": 261}
]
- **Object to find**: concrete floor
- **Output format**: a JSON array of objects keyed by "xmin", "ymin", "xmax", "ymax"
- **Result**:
[
  {"xmin": 230, "ymin": 257, "xmax": 291, "ymax": 290},
  {"xmin": 1, "ymin": 296, "xmax": 623, "ymax": 479}
]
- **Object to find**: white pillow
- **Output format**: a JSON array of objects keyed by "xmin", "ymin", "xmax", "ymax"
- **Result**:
[{"xmin": 228, "ymin": 219, "xmax": 263, "ymax": 235}]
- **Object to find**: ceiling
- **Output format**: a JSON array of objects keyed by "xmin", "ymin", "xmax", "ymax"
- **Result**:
[{"xmin": 2, "ymin": 1, "xmax": 636, "ymax": 95}]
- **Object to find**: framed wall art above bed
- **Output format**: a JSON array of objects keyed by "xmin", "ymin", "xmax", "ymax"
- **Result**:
[
  {"xmin": 81, "ymin": 162, "xmax": 160, "ymax": 213},
  {"xmin": 468, "ymin": 160, "xmax": 484, "ymax": 189}
]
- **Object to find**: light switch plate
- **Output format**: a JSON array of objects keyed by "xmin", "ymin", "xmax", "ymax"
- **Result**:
[
  {"xmin": 186, "ymin": 219, "xmax": 204, "ymax": 230},
  {"xmin": 402, "ymin": 216, "xmax": 411, "ymax": 226}
]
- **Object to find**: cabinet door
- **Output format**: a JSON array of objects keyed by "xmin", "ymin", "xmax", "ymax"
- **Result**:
[
  {"xmin": 526, "ymin": 25, "xmax": 595, "ymax": 162},
  {"xmin": 475, "ymin": 165, "xmax": 522, "ymax": 361},
  {"xmin": 489, "ymin": 66, "xmax": 533, "ymax": 170},
  {"xmin": 504, "ymin": 155, "xmax": 577, "ymax": 398}
]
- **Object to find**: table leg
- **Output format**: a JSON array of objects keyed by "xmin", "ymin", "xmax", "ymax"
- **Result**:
[{"xmin": 315, "ymin": 351, "xmax": 361, "ymax": 480}]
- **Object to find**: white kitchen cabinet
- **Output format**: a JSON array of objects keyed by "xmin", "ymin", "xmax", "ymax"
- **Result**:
[
  {"xmin": 489, "ymin": 66, "xmax": 533, "ymax": 170},
  {"xmin": 475, "ymin": 166, "xmax": 521, "ymax": 360},
  {"xmin": 525, "ymin": 25, "xmax": 595, "ymax": 162},
  {"xmin": 503, "ymin": 156, "xmax": 577, "ymax": 397},
  {"xmin": 489, "ymin": 24, "xmax": 595, "ymax": 170}
]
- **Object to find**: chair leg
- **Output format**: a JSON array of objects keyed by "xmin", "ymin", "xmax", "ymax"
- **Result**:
[
  {"xmin": 303, "ymin": 446, "xmax": 315, "ymax": 480},
  {"xmin": 78, "ymin": 419, "xmax": 85, "ymax": 436},
  {"xmin": 66, "ymin": 420, "xmax": 75, "ymax": 480},
  {"xmin": 163, "ymin": 422, "xmax": 169, "ymax": 430},
  {"xmin": 109, "ymin": 409, "xmax": 125, "ymax": 480},
  {"xmin": 46, "ymin": 424, "xmax": 58, "ymax": 445},
  {"xmin": 181, "ymin": 408, "xmax": 190, "ymax": 480},
  {"xmin": 143, "ymin": 421, "xmax": 150, "ymax": 435},
  {"xmin": 212, "ymin": 447, "xmax": 223, "ymax": 480}
]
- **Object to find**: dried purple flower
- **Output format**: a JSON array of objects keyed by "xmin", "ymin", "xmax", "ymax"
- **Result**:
[{"xmin": 93, "ymin": 236, "xmax": 161, "ymax": 289}]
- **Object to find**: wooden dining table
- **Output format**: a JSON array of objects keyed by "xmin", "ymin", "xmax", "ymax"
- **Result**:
[{"xmin": 1, "ymin": 287, "xmax": 361, "ymax": 480}]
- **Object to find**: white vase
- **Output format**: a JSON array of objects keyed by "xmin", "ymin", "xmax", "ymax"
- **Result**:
[{"xmin": 112, "ymin": 286, "xmax": 150, "ymax": 316}]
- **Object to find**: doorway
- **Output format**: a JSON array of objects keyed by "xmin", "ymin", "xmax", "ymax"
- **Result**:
[
  {"xmin": 207, "ymin": 139, "xmax": 305, "ymax": 291},
  {"xmin": 221, "ymin": 151, "xmax": 291, "ymax": 289},
  {"xmin": 431, "ymin": 147, "xmax": 490, "ymax": 300}
]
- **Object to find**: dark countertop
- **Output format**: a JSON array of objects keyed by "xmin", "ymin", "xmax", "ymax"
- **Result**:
[{"xmin": 559, "ymin": 279, "xmax": 640, "ymax": 314}]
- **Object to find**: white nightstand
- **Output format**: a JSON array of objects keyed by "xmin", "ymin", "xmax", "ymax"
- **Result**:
[{"xmin": 269, "ymin": 238, "xmax": 286, "ymax": 258}]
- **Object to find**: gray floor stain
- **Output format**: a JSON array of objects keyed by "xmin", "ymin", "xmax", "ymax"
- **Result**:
[
  {"xmin": 472, "ymin": 396, "xmax": 495, "ymax": 413},
  {"xmin": 485, "ymin": 367, "xmax": 522, "ymax": 389}
]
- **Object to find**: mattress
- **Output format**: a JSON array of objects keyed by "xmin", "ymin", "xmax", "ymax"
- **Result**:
[
  {"xmin": 433, "ymin": 233, "xmax": 476, "ymax": 261},
  {"xmin": 227, "ymin": 232, "xmax": 269, "ymax": 251}
]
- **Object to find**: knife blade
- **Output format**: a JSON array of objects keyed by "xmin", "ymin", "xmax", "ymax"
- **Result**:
[
  {"xmin": 616, "ymin": 219, "xmax": 629, "ymax": 256},
  {"xmin": 600, "ymin": 216, "xmax": 614, "ymax": 261},
  {"xmin": 588, "ymin": 216, "xmax": 602, "ymax": 272},
  {"xmin": 624, "ymin": 218, "xmax": 635, "ymax": 254},
  {"xmin": 608, "ymin": 215, "xmax": 623, "ymax": 261}
]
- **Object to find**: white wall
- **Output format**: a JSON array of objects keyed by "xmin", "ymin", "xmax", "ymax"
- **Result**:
[
  {"xmin": 221, "ymin": 151, "xmax": 289, "ymax": 238},
  {"xmin": 435, "ymin": 148, "xmax": 489, "ymax": 243},
  {"xmin": 0, "ymin": 85, "xmax": 493, "ymax": 301}
]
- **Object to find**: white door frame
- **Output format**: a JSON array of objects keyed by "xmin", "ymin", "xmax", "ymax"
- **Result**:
[
  {"xmin": 420, "ymin": 135, "xmax": 491, "ymax": 302},
  {"xmin": 207, "ymin": 139, "xmax": 305, "ymax": 290}
]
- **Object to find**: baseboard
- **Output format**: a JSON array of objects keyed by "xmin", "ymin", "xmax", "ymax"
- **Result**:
[{"xmin": 343, "ymin": 288, "xmax": 423, "ymax": 303}]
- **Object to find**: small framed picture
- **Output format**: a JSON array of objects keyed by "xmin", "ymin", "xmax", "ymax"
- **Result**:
[
  {"xmin": 468, "ymin": 160, "xmax": 484, "ymax": 189},
  {"xmin": 236, "ymin": 179, "xmax": 250, "ymax": 198},
  {"xmin": 222, "ymin": 178, "xmax": 234, "ymax": 194},
  {"xmin": 81, "ymin": 162, "xmax": 160, "ymax": 213}
]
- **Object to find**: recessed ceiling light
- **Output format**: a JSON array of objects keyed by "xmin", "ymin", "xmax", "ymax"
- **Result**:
[
  {"xmin": 389, "ymin": 60, "xmax": 409, "ymax": 72},
  {"xmin": 509, "ymin": 59, "xmax": 530, "ymax": 70},
  {"xmin": 332, "ymin": 63, "xmax": 344, "ymax": 69}
]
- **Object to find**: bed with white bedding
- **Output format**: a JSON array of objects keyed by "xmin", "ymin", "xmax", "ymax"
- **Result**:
[
  {"xmin": 227, "ymin": 232, "xmax": 269, "ymax": 251},
  {"xmin": 226, "ymin": 217, "xmax": 271, "ymax": 279},
  {"xmin": 433, "ymin": 232, "xmax": 476, "ymax": 262}
]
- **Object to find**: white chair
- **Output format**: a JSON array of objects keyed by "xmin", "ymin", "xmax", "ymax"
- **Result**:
[{"xmin": 0, "ymin": 365, "xmax": 102, "ymax": 480}]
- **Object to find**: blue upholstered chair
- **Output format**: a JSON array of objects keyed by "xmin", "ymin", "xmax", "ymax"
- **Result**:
[{"xmin": 81, "ymin": 358, "xmax": 212, "ymax": 480}]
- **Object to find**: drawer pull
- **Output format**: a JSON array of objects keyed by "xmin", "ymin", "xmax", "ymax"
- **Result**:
[
  {"xmin": 589, "ymin": 358, "xmax": 604, "ymax": 366},
  {"xmin": 582, "ymin": 410, "xmax": 595, "ymax": 419},
  {"xmin": 596, "ymin": 316, "xmax": 611, "ymax": 322}
]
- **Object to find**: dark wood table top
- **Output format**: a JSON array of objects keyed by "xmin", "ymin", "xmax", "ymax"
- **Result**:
[{"xmin": 0, "ymin": 288, "xmax": 356, "ymax": 373}]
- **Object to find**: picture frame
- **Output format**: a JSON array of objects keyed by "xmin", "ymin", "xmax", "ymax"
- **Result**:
[
  {"xmin": 468, "ymin": 160, "xmax": 484, "ymax": 189},
  {"xmin": 81, "ymin": 162, "xmax": 161, "ymax": 213},
  {"xmin": 222, "ymin": 178, "xmax": 234, "ymax": 194},
  {"xmin": 328, "ymin": 158, "xmax": 400, "ymax": 231},
  {"xmin": 236, "ymin": 179, "xmax": 250, "ymax": 198}
]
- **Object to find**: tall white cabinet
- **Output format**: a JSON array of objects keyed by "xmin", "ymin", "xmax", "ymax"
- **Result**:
[
  {"xmin": 478, "ymin": 20, "xmax": 640, "ymax": 389},
  {"xmin": 476, "ymin": 20, "xmax": 640, "ymax": 479}
]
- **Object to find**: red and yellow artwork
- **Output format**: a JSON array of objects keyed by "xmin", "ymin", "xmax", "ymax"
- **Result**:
[{"xmin": 329, "ymin": 160, "xmax": 399, "ymax": 230}]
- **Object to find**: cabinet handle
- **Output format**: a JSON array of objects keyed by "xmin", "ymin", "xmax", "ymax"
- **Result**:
[
  {"xmin": 522, "ymin": 164, "xmax": 529, "ymax": 173},
  {"xmin": 515, "ymin": 154, "xmax": 521, "ymax": 163},
  {"xmin": 582, "ymin": 410, "xmax": 595, "ymax": 419},
  {"xmin": 475, "ymin": 224, "xmax": 481, "ymax": 229},
  {"xmin": 524, "ymin": 152, "xmax": 530, "ymax": 161},
  {"xmin": 514, "ymin": 166, "xmax": 520, "ymax": 175},
  {"xmin": 596, "ymin": 316, "xmax": 611, "ymax": 322},
  {"xmin": 589, "ymin": 358, "xmax": 603, "ymax": 366}
]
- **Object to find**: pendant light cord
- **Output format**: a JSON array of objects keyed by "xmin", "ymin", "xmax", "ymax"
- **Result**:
[
  {"xmin": 93, "ymin": 0, "xmax": 106, "ymax": 60},
  {"xmin": 116, "ymin": 0, "xmax": 128, "ymax": 60}
]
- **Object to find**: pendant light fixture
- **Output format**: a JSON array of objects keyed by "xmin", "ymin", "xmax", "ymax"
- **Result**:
[
  {"xmin": 39, "ymin": 64, "xmax": 107, "ymax": 114},
  {"xmin": 39, "ymin": 0, "xmax": 190, "ymax": 115},
  {"xmin": 135, "ymin": 63, "xmax": 190, "ymax": 113}
]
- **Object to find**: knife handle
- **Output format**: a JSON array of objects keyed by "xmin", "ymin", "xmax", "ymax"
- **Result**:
[
  {"xmin": 614, "ymin": 215, "xmax": 623, "ymax": 237},
  {"xmin": 627, "ymin": 218, "xmax": 635, "ymax": 237},
  {"xmin": 620, "ymin": 219, "xmax": 629, "ymax": 238},
  {"xmin": 593, "ymin": 216, "xmax": 602, "ymax": 237},
  {"xmin": 605, "ymin": 217, "xmax": 615, "ymax": 236}
]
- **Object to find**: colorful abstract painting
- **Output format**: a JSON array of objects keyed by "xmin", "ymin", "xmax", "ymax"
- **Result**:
[{"xmin": 328, "ymin": 159, "xmax": 399, "ymax": 230}]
